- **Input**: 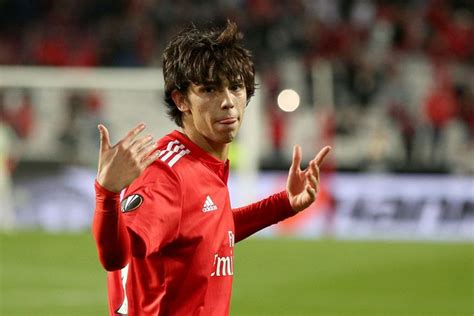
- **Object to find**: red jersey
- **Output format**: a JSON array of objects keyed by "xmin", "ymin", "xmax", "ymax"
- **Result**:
[{"xmin": 94, "ymin": 130, "xmax": 295, "ymax": 315}]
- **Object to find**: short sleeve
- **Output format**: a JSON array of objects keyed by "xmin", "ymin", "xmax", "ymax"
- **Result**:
[{"xmin": 121, "ymin": 161, "xmax": 182, "ymax": 256}]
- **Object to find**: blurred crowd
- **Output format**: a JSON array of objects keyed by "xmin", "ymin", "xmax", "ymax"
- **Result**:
[
  {"xmin": 0, "ymin": 0, "xmax": 472, "ymax": 67},
  {"xmin": 0, "ymin": 0, "xmax": 473, "ymax": 173}
]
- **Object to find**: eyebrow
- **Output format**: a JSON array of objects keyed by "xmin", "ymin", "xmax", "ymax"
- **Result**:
[{"xmin": 201, "ymin": 80, "xmax": 219, "ymax": 86}]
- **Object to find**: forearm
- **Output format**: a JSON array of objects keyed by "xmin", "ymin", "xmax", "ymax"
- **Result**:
[
  {"xmin": 232, "ymin": 191, "xmax": 295, "ymax": 242},
  {"xmin": 92, "ymin": 181, "xmax": 131, "ymax": 271}
]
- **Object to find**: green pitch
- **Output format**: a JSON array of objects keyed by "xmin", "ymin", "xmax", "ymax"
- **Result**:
[{"xmin": 1, "ymin": 232, "xmax": 472, "ymax": 315}]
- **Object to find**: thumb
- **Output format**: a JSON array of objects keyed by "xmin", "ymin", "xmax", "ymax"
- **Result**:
[
  {"xmin": 289, "ymin": 145, "xmax": 302, "ymax": 173},
  {"xmin": 98, "ymin": 124, "xmax": 111, "ymax": 152}
]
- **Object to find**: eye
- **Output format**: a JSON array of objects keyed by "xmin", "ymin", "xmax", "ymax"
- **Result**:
[
  {"xmin": 229, "ymin": 83, "xmax": 244, "ymax": 92},
  {"xmin": 202, "ymin": 86, "xmax": 216, "ymax": 93}
]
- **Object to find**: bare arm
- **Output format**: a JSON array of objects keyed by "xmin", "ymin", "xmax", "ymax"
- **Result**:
[{"xmin": 93, "ymin": 123, "xmax": 160, "ymax": 271}]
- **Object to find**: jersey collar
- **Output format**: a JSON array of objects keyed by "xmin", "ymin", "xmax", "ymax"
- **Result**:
[{"xmin": 170, "ymin": 130, "xmax": 230, "ymax": 183}]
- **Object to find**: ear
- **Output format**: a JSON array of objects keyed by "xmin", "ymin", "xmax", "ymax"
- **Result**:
[{"xmin": 171, "ymin": 90, "xmax": 190, "ymax": 113}]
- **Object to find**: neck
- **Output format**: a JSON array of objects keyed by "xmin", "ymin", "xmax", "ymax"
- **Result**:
[{"xmin": 180, "ymin": 127, "xmax": 229, "ymax": 161}]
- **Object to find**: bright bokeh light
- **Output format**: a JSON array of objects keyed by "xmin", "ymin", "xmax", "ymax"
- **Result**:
[{"xmin": 277, "ymin": 89, "xmax": 300, "ymax": 112}]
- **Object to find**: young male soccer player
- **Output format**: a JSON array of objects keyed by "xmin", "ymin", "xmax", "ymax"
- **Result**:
[{"xmin": 93, "ymin": 21, "xmax": 331, "ymax": 315}]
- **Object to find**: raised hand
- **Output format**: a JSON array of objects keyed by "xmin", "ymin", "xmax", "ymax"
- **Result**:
[
  {"xmin": 96, "ymin": 123, "xmax": 160, "ymax": 193},
  {"xmin": 287, "ymin": 145, "xmax": 331, "ymax": 212}
]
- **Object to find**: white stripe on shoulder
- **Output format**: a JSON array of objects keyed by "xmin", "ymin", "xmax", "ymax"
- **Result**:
[
  {"xmin": 159, "ymin": 140, "xmax": 190, "ymax": 167},
  {"xmin": 168, "ymin": 149, "xmax": 190, "ymax": 167}
]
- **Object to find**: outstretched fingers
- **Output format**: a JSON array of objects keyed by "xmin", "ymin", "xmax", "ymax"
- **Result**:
[
  {"xmin": 287, "ymin": 145, "xmax": 332, "ymax": 212},
  {"xmin": 305, "ymin": 146, "xmax": 331, "ymax": 196},
  {"xmin": 290, "ymin": 145, "xmax": 302, "ymax": 174},
  {"xmin": 308, "ymin": 146, "xmax": 331, "ymax": 188},
  {"xmin": 98, "ymin": 124, "xmax": 112, "ymax": 152},
  {"xmin": 314, "ymin": 146, "xmax": 331, "ymax": 167},
  {"xmin": 305, "ymin": 183, "xmax": 317, "ymax": 200},
  {"xmin": 131, "ymin": 135, "xmax": 154, "ymax": 153},
  {"xmin": 141, "ymin": 149, "xmax": 161, "ymax": 169},
  {"xmin": 136, "ymin": 140, "xmax": 158, "ymax": 163},
  {"xmin": 309, "ymin": 160, "xmax": 320, "ymax": 183},
  {"xmin": 306, "ymin": 165, "xmax": 319, "ymax": 193},
  {"xmin": 122, "ymin": 123, "xmax": 146, "ymax": 147},
  {"xmin": 96, "ymin": 122, "xmax": 161, "ymax": 193}
]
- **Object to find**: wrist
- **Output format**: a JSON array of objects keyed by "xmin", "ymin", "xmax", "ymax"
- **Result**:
[
  {"xmin": 96, "ymin": 177, "xmax": 122, "ymax": 194},
  {"xmin": 286, "ymin": 191, "xmax": 303, "ymax": 213},
  {"xmin": 95, "ymin": 180, "xmax": 121, "ymax": 213},
  {"xmin": 280, "ymin": 190, "xmax": 298, "ymax": 213},
  {"xmin": 95, "ymin": 180, "xmax": 121, "ymax": 197}
]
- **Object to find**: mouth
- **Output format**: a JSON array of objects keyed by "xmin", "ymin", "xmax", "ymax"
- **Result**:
[{"xmin": 217, "ymin": 117, "xmax": 238, "ymax": 125}]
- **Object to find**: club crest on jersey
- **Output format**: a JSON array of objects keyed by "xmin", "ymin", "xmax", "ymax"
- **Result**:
[{"xmin": 121, "ymin": 194, "xmax": 143, "ymax": 213}]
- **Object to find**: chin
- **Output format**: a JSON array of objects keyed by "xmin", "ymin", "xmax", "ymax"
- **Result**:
[
  {"xmin": 219, "ymin": 132, "xmax": 236, "ymax": 144},
  {"xmin": 215, "ymin": 126, "xmax": 239, "ymax": 142}
]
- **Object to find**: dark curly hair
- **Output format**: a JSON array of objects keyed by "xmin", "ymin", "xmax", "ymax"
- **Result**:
[{"xmin": 162, "ymin": 20, "xmax": 256, "ymax": 127}]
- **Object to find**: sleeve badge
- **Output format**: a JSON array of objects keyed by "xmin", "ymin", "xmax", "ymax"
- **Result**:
[{"xmin": 121, "ymin": 194, "xmax": 144, "ymax": 213}]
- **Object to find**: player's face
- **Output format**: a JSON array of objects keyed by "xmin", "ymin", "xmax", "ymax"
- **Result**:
[{"xmin": 184, "ymin": 78, "xmax": 247, "ymax": 145}]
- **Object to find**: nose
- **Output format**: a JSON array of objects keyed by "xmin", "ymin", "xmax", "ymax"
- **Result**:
[{"xmin": 221, "ymin": 88, "xmax": 234, "ymax": 109}]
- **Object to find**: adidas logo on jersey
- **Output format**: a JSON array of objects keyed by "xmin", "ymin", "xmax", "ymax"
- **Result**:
[{"xmin": 202, "ymin": 195, "xmax": 218, "ymax": 212}]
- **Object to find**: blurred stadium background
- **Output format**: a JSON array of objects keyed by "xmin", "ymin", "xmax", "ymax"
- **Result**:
[{"xmin": 0, "ymin": 0, "xmax": 473, "ymax": 315}]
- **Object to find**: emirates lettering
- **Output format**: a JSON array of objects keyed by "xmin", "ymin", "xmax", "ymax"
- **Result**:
[
  {"xmin": 210, "ymin": 231, "xmax": 235, "ymax": 277},
  {"xmin": 210, "ymin": 252, "xmax": 234, "ymax": 277}
]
